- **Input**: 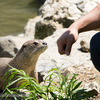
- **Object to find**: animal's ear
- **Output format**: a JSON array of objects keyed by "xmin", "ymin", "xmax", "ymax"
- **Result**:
[
  {"xmin": 16, "ymin": 46, "xmax": 24, "ymax": 54},
  {"xmin": 16, "ymin": 44, "xmax": 27, "ymax": 54}
]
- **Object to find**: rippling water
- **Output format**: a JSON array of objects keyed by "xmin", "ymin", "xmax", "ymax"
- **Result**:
[{"xmin": 0, "ymin": 0, "xmax": 39, "ymax": 36}]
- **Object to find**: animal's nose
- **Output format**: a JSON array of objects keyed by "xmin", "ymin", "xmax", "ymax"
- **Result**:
[{"xmin": 42, "ymin": 42, "xmax": 47, "ymax": 45}]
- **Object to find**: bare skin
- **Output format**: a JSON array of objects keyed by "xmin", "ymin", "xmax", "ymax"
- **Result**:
[
  {"xmin": 0, "ymin": 39, "xmax": 47, "ymax": 91},
  {"xmin": 57, "ymin": 4, "xmax": 100, "ymax": 55}
]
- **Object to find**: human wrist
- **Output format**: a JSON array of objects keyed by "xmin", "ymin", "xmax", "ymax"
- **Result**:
[{"xmin": 68, "ymin": 23, "xmax": 79, "ymax": 33}]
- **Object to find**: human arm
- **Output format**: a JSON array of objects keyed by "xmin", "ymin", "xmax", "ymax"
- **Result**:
[{"xmin": 57, "ymin": 4, "xmax": 100, "ymax": 55}]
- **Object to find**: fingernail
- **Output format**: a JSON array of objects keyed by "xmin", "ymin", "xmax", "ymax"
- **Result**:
[{"xmin": 66, "ymin": 52, "xmax": 69, "ymax": 56}]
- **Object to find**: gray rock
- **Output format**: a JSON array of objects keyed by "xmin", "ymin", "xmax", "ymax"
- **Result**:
[
  {"xmin": 80, "ymin": 38, "xmax": 90, "ymax": 52},
  {"xmin": 24, "ymin": 16, "xmax": 41, "ymax": 38},
  {"xmin": 36, "ymin": 29, "xmax": 98, "ymax": 76},
  {"xmin": 79, "ymin": 31, "xmax": 98, "ymax": 52},
  {"xmin": 68, "ymin": 0, "xmax": 100, "ymax": 14},
  {"xmin": 0, "ymin": 37, "xmax": 17, "ymax": 58},
  {"xmin": 38, "ymin": 0, "xmax": 82, "ymax": 18},
  {"xmin": 24, "ymin": 0, "xmax": 100, "ymax": 40},
  {"xmin": 0, "ymin": 36, "xmax": 33, "ymax": 58},
  {"xmin": 35, "ymin": 0, "xmax": 81, "ymax": 39},
  {"xmin": 35, "ymin": 18, "xmax": 63, "ymax": 39},
  {"xmin": 83, "ymin": 81, "xmax": 100, "ymax": 95},
  {"xmin": 83, "ymin": 0, "xmax": 100, "ymax": 13}
]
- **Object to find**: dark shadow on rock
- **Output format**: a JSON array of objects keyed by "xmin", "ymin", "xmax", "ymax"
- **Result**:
[
  {"xmin": 35, "ymin": 0, "xmax": 45, "ymax": 5},
  {"xmin": 38, "ymin": 72, "xmax": 44, "ymax": 83}
]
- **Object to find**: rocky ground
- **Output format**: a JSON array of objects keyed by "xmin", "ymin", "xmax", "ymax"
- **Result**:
[{"xmin": 39, "ymin": 29, "xmax": 100, "ymax": 99}]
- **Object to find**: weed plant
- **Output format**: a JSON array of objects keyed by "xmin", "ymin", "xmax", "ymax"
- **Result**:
[{"xmin": 1, "ymin": 65, "xmax": 93, "ymax": 100}]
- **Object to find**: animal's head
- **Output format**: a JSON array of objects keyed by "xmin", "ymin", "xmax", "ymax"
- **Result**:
[{"xmin": 17, "ymin": 39, "xmax": 47, "ymax": 58}]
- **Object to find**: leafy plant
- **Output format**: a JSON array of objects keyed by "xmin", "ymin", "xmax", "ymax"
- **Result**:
[{"xmin": 1, "ymin": 65, "xmax": 93, "ymax": 100}]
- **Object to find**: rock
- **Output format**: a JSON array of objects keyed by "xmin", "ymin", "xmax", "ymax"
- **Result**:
[
  {"xmin": 61, "ymin": 66, "xmax": 75, "ymax": 77},
  {"xmin": 0, "ymin": 36, "xmax": 33, "ymax": 57},
  {"xmin": 0, "ymin": 37, "xmax": 17, "ymax": 58},
  {"xmin": 24, "ymin": 0, "xmax": 100, "ymax": 39},
  {"xmin": 36, "ymin": 29, "xmax": 98, "ymax": 76},
  {"xmin": 79, "ymin": 31, "xmax": 98, "ymax": 52},
  {"xmin": 38, "ymin": 0, "xmax": 82, "ymax": 19},
  {"xmin": 83, "ymin": 0, "xmax": 100, "ymax": 13},
  {"xmin": 35, "ymin": 29, "xmax": 100, "ymax": 90},
  {"xmin": 68, "ymin": 0, "xmax": 100, "ymax": 14},
  {"xmin": 80, "ymin": 38, "xmax": 90, "ymax": 52},
  {"xmin": 24, "ymin": 16, "xmax": 41, "ymax": 38},
  {"xmin": 35, "ymin": 0, "xmax": 82, "ymax": 39},
  {"xmin": 83, "ymin": 81, "xmax": 100, "ymax": 96},
  {"xmin": 35, "ymin": 18, "xmax": 63, "ymax": 39}
]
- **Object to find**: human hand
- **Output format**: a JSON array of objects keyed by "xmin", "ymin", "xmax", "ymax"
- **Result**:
[{"xmin": 57, "ymin": 28, "xmax": 78, "ymax": 55}]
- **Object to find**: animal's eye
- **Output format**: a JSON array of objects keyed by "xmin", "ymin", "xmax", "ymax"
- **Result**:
[{"xmin": 33, "ymin": 42, "xmax": 38, "ymax": 45}]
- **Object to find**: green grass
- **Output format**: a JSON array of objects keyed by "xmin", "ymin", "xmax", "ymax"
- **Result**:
[{"xmin": 2, "ymin": 65, "xmax": 93, "ymax": 100}]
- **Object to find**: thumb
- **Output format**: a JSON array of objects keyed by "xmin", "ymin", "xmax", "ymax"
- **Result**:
[{"xmin": 65, "ymin": 41, "xmax": 73, "ymax": 55}]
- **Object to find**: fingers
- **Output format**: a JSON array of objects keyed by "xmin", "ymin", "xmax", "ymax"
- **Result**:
[
  {"xmin": 57, "ymin": 29, "xmax": 78, "ymax": 55},
  {"xmin": 57, "ymin": 40, "xmax": 73, "ymax": 55},
  {"xmin": 57, "ymin": 34, "xmax": 75, "ymax": 55},
  {"xmin": 57, "ymin": 38, "xmax": 73, "ymax": 55},
  {"xmin": 57, "ymin": 39, "xmax": 65, "ymax": 54},
  {"xmin": 65, "ymin": 40, "xmax": 73, "ymax": 55}
]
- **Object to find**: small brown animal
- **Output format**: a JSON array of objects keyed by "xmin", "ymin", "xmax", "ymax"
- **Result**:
[{"xmin": 0, "ymin": 39, "xmax": 47, "ymax": 91}]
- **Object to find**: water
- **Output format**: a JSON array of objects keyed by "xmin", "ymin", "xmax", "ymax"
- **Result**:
[{"xmin": 0, "ymin": 0, "xmax": 40, "ymax": 36}]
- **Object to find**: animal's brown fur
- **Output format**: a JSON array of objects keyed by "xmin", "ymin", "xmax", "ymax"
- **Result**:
[{"xmin": 0, "ymin": 39, "xmax": 47, "ymax": 91}]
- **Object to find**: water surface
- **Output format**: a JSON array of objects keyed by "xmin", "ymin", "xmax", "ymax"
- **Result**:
[{"xmin": 0, "ymin": 0, "xmax": 39, "ymax": 36}]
